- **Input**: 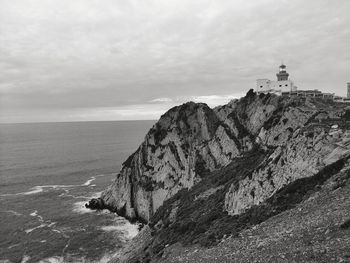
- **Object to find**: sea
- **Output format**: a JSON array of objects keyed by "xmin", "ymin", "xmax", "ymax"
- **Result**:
[{"xmin": 0, "ymin": 120, "xmax": 155, "ymax": 263}]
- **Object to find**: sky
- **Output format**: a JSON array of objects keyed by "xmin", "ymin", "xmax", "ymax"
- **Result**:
[{"xmin": 0, "ymin": 0, "xmax": 349, "ymax": 123}]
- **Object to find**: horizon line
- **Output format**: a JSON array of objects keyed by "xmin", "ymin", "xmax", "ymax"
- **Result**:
[{"xmin": 0, "ymin": 119, "xmax": 158, "ymax": 125}]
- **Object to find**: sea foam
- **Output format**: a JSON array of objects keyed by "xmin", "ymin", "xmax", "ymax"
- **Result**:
[
  {"xmin": 82, "ymin": 177, "xmax": 96, "ymax": 186},
  {"xmin": 20, "ymin": 255, "xmax": 30, "ymax": 263},
  {"xmin": 101, "ymin": 219, "xmax": 139, "ymax": 239},
  {"xmin": 5, "ymin": 210, "xmax": 22, "ymax": 216},
  {"xmin": 38, "ymin": 256, "xmax": 64, "ymax": 263},
  {"xmin": 25, "ymin": 224, "xmax": 47, "ymax": 234},
  {"xmin": 2, "ymin": 174, "xmax": 106, "ymax": 197},
  {"xmin": 72, "ymin": 191, "xmax": 104, "ymax": 214},
  {"xmin": 72, "ymin": 201, "xmax": 94, "ymax": 214}
]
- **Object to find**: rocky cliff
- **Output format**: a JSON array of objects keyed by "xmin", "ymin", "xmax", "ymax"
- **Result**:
[
  {"xmin": 101, "ymin": 91, "xmax": 350, "ymax": 226},
  {"xmin": 101, "ymin": 100, "xmax": 254, "ymax": 222},
  {"xmin": 157, "ymin": 162, "xmax": 350, "ymax": 263},
  {"xmin": 100, "ymin": 90, "xmax": 350, "ymax": 263},
  {"xmin": 224, "ymin": 100, "xmax": 350, "ymax": 215}
]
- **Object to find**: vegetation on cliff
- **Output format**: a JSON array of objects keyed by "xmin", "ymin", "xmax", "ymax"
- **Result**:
[{"xmin": 103, "ymin": 90, "xmax": 350, "ymax": 263}]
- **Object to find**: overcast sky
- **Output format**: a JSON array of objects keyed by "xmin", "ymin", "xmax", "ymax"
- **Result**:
[{"xmin": 0, "ymin": 0, "xmax": 349, "ymax": 123}]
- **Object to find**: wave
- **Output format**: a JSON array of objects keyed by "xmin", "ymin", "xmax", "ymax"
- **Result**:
[
  {"xmin": 82, "ymin": 177, "xmax": 96, "ymax": 186},
  {"xmin": 82, "ymin": 173, "xmax": 113, "ymax": 186},
  {"xmin": 4, "ymin": 210, "xmax": 22, "ymax": 216},
  {"xmin": 23, "ymin": 186, "xmax": 45, "ymax": 195},
  {"xmin": 30, "ymin": 210, "xmax": 43, "ymax": 221},
  {"xmin": 72, "ymin": 201, "xmax": 94, "ymax": 214},
  {"xmin": 8, "ymin": 243, "xmax": 20, "ymax": 249},
  {"xmin": 21, "ymin": 255, "xmax": 31, "ymax": 263},
  {"xmin": 25, "ymin": 224, "xmax": 47, "ymax": 234},
  {"xmin": 0, "ymin": 173, "xmax": 112, "ymax": 197},
  {"xmin": 38, "ymin": 256, "xmax": 64, "ymax": 263},
  {"xmin": 1, "ymin": 185, "xmax": 75, "ymax": 197},
  {"xmin": 100, "ymin": 219, "xmax": 139, "ymax": 239},
  {"xmin": 72, "ymin": 191, "xmax": 103, "ymax": 214},
  {"xmin": 95, "ymin": 252, "xmax": 121, "ymax": 263},
  {"xmin": 37, "ymin": 250, "xmax": 124, "ymax": 263},
  {"xmin": 30, "ymin": 210, "xmax": 38, "ymax": 217},
  {"xmin": 21, "ymin": 213, "xmax": 137, "ymax": 263},
  {"xmin": 26, "ymin": 210, "xmax": 58, "ymax": 235}
]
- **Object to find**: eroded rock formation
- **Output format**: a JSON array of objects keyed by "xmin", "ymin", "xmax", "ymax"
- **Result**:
[
  {"xmin": 101, "ymin": 101, "xmax": 253, "ymax": 222},
  {"xmin": 99, "ymin": 90, "xmax": 350, "ymax": 224},
  {"xmin": 224, "ymin": 125, "xmax": 350, "ymax": 215}
]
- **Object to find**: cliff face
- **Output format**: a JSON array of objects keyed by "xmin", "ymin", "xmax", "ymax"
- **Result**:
[
  {"xmin": 101, "ymin": 101, "xmax": 253, "ymax": 222},
  {"xmin": 224, "ymin": 120, "xmax": 350, "ymax": 215},
  {"xmin": 101, "ymin": 91, "xmax": 350, "ymax": 224},
  {"xmin": 158, "ymin": 163, "xmax": 350, "ymax": 263}
]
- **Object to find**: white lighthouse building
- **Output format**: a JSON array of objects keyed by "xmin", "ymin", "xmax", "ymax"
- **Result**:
[{"xmin": 256, "ymin": 64, "xmax": 297, "ymax": 95}]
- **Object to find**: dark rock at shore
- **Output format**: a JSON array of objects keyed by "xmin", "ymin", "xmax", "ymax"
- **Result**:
[
  {"xmin": 85, "ymin": 198, "xmax": 105, "ymax": 210},
  {"xmin": 85, "ymin": 197, "xmax": 145, "ymax": 224}
]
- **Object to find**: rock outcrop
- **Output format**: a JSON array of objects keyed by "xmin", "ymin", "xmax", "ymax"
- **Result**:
[
  {"xmin": 99, "ymin": 90, "xmax": 350, "ymax": 225},
  {"xmin": 224, "ymin": 124, "xmax": 350, "ymax": 215},
  {"xmin": 101, "ymin": 90, "xmax": 350, "ymax": 263},
  {"xmin": 157, "ymin": 163, "xmax": 350, "ymax": 263},
  {"xmin": 223, "ymin": 95, "xmax": 350, "ymax": 215},
  {"xmin": 101, "ymin": 101, "xmax": 253, "ymax": 222},
  {"xmin": 85, "ymin": 198, "xmax": 105, "ymax": 210}
]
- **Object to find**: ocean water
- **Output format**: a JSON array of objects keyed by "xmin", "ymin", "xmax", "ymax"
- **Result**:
[{"xmin": 0, "ymin": 120, "xmax": 155, "ymax": 263}]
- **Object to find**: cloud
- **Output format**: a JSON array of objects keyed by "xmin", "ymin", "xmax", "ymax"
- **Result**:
[
  {"xmin": 0, "ymin": 104, "xmax": 174, "ymax": 123},
  {"xmin": 0, "ymin": 0, "xmax": 349, "ymax": 123},
  {"xmin": 0, "ymin": 92, "xmax": 245, "ymax": 123},
  {"xmin": 150, "ymin": 92, "xmax": 245, "ymax": 108},
  {"xmin": 190, "ymin": 94, "xmax": 245, "ymax": 107},
  {"xmin": 150, "ymin": 97, "xmax": 174, "ymax": 103}
]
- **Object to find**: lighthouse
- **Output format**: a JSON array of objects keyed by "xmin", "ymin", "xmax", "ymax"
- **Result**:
[
  {"xmin": 256, "ymin": 64, "xmax": 296, "ymax": 95},
  {"xmin": 276, "ymin": 64, "xmax": 289, "ymax": 81}
]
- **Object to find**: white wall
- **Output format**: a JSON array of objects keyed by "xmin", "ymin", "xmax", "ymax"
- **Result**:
[
  {"xmin": 256, "ymin": 79, "xmax": 294, "ymax": 93},
  {"xmin": 256, "ymin": 79, "xmax": 271, "ymax": 92},
  {"xmin": 269, "ymin": 80, "xmax": 294, "ymax": 92}
]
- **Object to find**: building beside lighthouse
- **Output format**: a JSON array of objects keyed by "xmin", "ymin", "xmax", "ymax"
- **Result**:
[
  {"xmin": 256, "ymin": 64, "xmax": 297, "ymax": 95},
  {"xmin": 256, "ymin": 64, "xmax": 350, "ymax": 102}
]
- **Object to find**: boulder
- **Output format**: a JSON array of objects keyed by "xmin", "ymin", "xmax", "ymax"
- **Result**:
[{"xmin": 85, "ymin": 198, "xmax": 105, "ymax": 210}]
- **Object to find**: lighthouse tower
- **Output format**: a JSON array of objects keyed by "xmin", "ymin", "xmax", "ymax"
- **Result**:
[
  {"xmin": 276, "ymin": 64, "xmax": 289, "ymax": 81},
  {"xmin": 256, "ymin": 64, "xmax": 296, "ymax": 95}
]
